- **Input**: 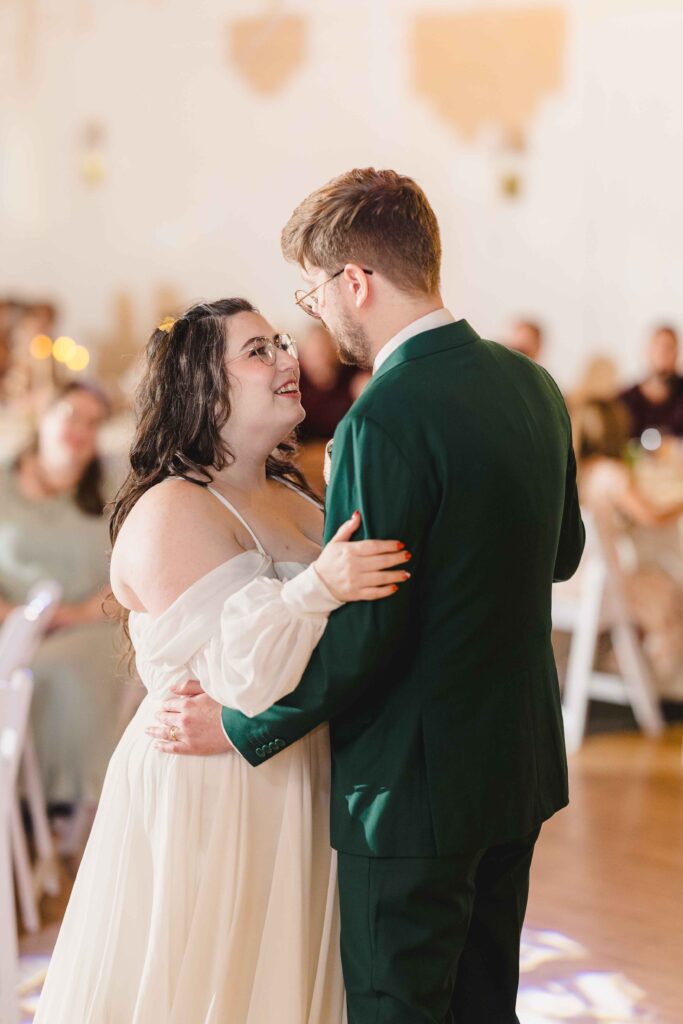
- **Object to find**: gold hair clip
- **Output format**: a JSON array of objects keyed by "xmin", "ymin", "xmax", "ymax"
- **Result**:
[{"xmin": 158, "ymin": 316, "xmax": 176, "ymax": 333}]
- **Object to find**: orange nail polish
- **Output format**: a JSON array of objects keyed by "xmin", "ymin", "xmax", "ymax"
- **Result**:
[
  {"xmin": 391, "ymin": 585, "xmax": 399, "ymax": 593},
  {"xmin": 396, "ymin": 542, "xmax": 406, "ymax": 551},
  {"xmin": 404, "ymin": 552, "xmax": 412, "ymax": 561}
]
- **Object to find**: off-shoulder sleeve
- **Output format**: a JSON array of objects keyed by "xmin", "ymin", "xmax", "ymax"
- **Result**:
[{"xmin": 188, "ymin": 563, "xmax": 343, "ymax": 717}]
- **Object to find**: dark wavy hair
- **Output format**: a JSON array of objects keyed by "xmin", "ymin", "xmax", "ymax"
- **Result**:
[
  {"xmin": 18, "ymin": 380, "xmax": 111, "ymax": 516},
  {"xmin": 110, "ymin": 298, "xmax": 317, "ymax": 547}
]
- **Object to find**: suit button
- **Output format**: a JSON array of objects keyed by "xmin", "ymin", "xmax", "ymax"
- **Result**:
[
  {"xmin": 255, "ymin": 747, "xmax": 265, "ymax": 758},
  {"xmin": 274, "ymin": 738, "xmax": 286, "ymax": 750}
]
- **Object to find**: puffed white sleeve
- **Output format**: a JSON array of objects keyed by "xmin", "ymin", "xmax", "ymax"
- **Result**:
[{"xmin": 187, "ymin": 563, "xmax": 344, "ymax": 716}]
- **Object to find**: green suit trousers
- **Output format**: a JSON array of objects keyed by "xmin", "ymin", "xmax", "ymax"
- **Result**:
[{"xmin": 337, "ymin": 827, "xmax": 540, "ymax": 1023}]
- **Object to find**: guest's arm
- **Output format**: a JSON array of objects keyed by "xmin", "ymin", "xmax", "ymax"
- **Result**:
[
  {"xmin": 613, "ymin": 481, "xmax": 683, "ymax": 528},
  {"xmin": 0, "ymin": 594, "xmax": 15, "ymax": 624},
  {"xmin": 48, "ymin": 585, "xmax": 111, "ymax": 631}
]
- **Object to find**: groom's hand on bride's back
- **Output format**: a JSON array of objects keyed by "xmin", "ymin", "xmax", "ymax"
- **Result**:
[{"xmin": 146, "ymin": 678, "xmax": 233, "ymax": 756}]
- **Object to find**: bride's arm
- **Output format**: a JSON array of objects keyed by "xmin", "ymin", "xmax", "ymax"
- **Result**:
[
  {"xmin": 188, "ymin": 517, "xmax": 409, "ymax": 717},
  {"xmin": 188, "ymin": 567, "xmax": 342, "ymax": 716}
]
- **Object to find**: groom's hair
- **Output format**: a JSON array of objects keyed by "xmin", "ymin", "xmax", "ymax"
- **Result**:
[{"xmin": 281, "ymin": 168, "xmax": 441, "ymax": 295}]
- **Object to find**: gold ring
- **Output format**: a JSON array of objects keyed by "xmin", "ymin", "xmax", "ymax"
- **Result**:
[{"xmin": 168, "ymin": 725, "xmax": 179, "ymax": 742}]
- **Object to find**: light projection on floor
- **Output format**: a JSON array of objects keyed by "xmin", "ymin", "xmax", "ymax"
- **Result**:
[
  {"xmin": 518, "ymin": 929, "xmax": 657, "ymax": 1022},
  {"xmin": 18, "ymin": 930, "xmax": 659, "ymax": 1022}
]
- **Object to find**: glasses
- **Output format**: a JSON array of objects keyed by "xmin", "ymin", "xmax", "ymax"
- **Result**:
[
  {"xmin": 295, "ymin": 268, "xmax": 374, "ymax": 320},
  {"xmin": 227, "ymin": 333, "xmax": 298, "ymax": 367}
]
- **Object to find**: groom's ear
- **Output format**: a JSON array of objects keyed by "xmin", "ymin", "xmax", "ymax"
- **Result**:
[{"xmin": 342, "ymin": 264, "xmax": 372, "ymax": 309}]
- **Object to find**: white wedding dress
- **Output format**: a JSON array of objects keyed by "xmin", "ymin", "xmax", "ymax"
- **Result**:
[{"xmin": 35, "ymin": 485, "xmax": 347, "ymax": 1024}]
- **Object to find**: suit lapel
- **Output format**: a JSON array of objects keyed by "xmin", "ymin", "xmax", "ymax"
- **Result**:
[
  {"xmin": 325, "ymin": 320, "xmax": 481, "ymax": 496},
  {"xmin": 372, "ymin": 319, "xmax": 480, "ymax": 385}
]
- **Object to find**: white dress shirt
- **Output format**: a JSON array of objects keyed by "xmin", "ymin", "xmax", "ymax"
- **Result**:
[{"xmin": 372, "ymin": 308, "xmax": 456, "ymax": 375}]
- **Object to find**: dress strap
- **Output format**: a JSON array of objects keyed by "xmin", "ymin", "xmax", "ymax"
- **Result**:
[
  {"xmin": 275, "ymin": 476, "xmax": 324, "ymax": 511},
  {"xmin": 206, "ymin": 487, "xmax": 268, "ymax": 557}
]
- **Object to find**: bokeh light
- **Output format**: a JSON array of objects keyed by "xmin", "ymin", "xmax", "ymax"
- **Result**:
[
  {"xmin": 640, "ymin": 428, "xmax": 662, "ymax": 452},
  {"xmin": 52, "ymin": 336, "xmax": 77, "ymax": 363},
  {"xmin": 66, "ymin": 345, "xmax": 90, "ymax": 372},
  {"xmin": 29, "ymin": 334, "xmax": 53, "ymax": 359}
]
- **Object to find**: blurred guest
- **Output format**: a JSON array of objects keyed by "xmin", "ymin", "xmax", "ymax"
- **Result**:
[
  {"xmin": 296, "ymin": 324, "xmax": 356, "ymax": 442},
  {"xmin": 0, "ymin": 299, "xmax": 59, "ymax": 407},
  {"xmin": 574, "ymin": 398, "xmax": 683, "ymax": 682},
  {"xmin": 0, "ymin": 299, "xmax": 17, "ymax": 395},
  {"xmin": 0, "ymin": 298, "xmax": 29, "ymax": 402},
  {"xmin": 295, "ymin": 325, "xmax": 360, "ymax": 492},
  {"xmin": 620, "ymin": 325, "xmax": 683, "ymax": 438},
  {"xmin": 567, "ymin": 355, "xmax": 619, "ymax": 413},
  {"xmin": 350, "ymin": 370, "xmax": 372, "ymax": 401},
  {"xmin": 504, "ymin": 319, "xmax": 544, "ymax": 362},
  {"xmin": 0, "ymin": 381, "xmax": 124, "ymax": 805}
]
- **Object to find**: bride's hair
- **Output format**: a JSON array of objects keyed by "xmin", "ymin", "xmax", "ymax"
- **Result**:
[{"xmin": 109, "ymin": 298, "xmax": 318, "ymax": 546}]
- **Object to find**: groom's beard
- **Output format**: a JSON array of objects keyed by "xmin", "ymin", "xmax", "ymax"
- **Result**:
[{"xmin": 330, "ymin": 310, "xmax": 373, "ymax": 370}]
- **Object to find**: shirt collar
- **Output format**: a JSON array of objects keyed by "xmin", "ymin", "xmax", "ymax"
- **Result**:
[{"xmin": 373, "ymin": 308, "xmax": 456, "ymax": 374}]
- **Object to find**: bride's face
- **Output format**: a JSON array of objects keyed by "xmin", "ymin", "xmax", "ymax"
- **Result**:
[{"xmin": 224, "ymin": 312, "xmax": 305, "ymax": 448}]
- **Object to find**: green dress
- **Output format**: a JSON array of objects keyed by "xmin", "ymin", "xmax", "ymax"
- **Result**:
[{"xmin": 0, "ymin": 461, "xmax": 125, "ymax": 803}]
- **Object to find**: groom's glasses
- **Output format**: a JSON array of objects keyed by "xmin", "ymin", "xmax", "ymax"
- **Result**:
[
  {"xmin": 295, "ymin": 268, "xmax": 374, "ymax": 320},
  {"xmin": 227, "ymin": 333, "xmax": 298, "ymax": 367}
]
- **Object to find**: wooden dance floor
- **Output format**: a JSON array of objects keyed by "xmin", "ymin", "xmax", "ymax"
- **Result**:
[
  {"xmin": 524, "ymin": 726, "xmax": 683, "ymax": 1023},
  {"xmin": 19, "ymin": 727, "xmax": 683, "ymax": 1022}
]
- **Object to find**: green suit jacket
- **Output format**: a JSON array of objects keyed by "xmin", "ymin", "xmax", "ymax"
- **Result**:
[{"xmin": 223, "ymin": 320, "xmax": 585, "ymax": 857}]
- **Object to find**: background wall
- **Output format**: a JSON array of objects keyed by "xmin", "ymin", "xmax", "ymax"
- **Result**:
[{"xmin": 1, "ymin": 0, "xmax": 682, "ymax": 388}]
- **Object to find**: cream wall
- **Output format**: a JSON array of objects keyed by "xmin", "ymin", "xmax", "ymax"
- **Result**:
[{"xmin": 1, "ymin": 0, "xmax": 682, "ymax": 388}]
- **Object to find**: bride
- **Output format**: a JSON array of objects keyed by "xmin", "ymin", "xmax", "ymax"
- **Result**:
[{"xmin": 35, "ymin": 298, "xmax": 409, "ymax": 1023}]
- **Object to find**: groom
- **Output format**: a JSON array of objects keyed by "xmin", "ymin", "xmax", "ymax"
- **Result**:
[{"xmin": 162, "ymin": 169, "xmax": 585, "ymax": 1022}]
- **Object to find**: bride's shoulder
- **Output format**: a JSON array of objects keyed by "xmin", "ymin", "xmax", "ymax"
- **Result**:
[
  {"xmin": 110, "ymin": 478, "xmax": 243, "ymax": 616},
  {"xmin": 114, "ymin": 479, "xmax": 211, "ymax": 554}
]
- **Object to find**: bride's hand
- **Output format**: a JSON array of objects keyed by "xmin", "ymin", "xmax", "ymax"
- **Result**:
[{"xmin": 314, "ymin": 512, "xmax": 411, "ymax": 602}]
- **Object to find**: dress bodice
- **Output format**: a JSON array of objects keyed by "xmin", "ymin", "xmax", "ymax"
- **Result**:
[
  {"xmin": 126, "ymin": 477, "xmax": 336, "ymax": 705},
  {"xmin": 128, "ymin": 552, "xmax": 310, "ymax": 699}
]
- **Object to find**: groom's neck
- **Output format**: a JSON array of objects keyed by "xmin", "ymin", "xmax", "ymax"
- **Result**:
[{"xmin": 366, "ymin": 291, "xmax": 445, "ymax": 364}]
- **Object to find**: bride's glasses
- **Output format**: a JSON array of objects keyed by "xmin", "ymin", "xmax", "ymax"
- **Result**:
[{"xmin": 227, "ymin": 333, "xmax": 298, "ymax": 367}]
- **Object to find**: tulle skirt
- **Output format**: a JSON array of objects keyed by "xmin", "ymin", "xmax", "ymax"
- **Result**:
[{"xmin": 35, "ymin": 695, "xmax": 345, "ymax": 1023}]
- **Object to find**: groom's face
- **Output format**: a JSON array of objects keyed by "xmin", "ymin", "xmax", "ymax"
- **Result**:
[{"xmin": 301, "ymin": 264, "xmax": 373, "ymax": 370}]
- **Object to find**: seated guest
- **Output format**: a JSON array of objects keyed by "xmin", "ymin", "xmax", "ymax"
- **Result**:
[
  {"xmin": 620, "ymin": 325, "xmax": 683, "ymax": 438},
  {"xmin": 0, "ymin": 381, "xmax": 125, "ymax": 807},
  {"xmin": 567, "ymin": 355, "xmax": 619, "ymax": 413},
  {"xmin": 574, "ymin": 398, "xmax": 683, "ymax": 684},
  {"xmin": 296, "ymin": 324, "xmax": 357, "ymax": 442},
  {"xmin": 0, "ymin": 299, "xmax": 15, "ymax": 398},
  {"xmin": 504, "ymin": 319, "xmax": 544, "ymax": 362}
]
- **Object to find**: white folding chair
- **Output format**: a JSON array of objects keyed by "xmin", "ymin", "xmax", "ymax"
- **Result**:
[
  {"xmin": 0, "ymin": 581, "xmax": 62, "ymax": 934},
  {"xmin": 553, "ymin": 513, "xmax": 664, "ymax": 754},
  {"xmin": 0, "ymin": 670, "xmax": 34, "ymax": 1024}
]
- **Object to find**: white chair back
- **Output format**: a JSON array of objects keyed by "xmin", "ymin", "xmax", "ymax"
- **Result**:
[
  {"xmin": 0, "ymin": 580, "xmax": 62, "ymax": 680},
  {"xmin": 0, "ymin": 670, "xmax": 33, "ymax": 1024},
  {"xmin": 553, "ymin": 511, "xmax": 663, "ymax": 752},
  {"xmin": 0, "ymin": 581, "xmax": 63, "ymax": 939}
]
